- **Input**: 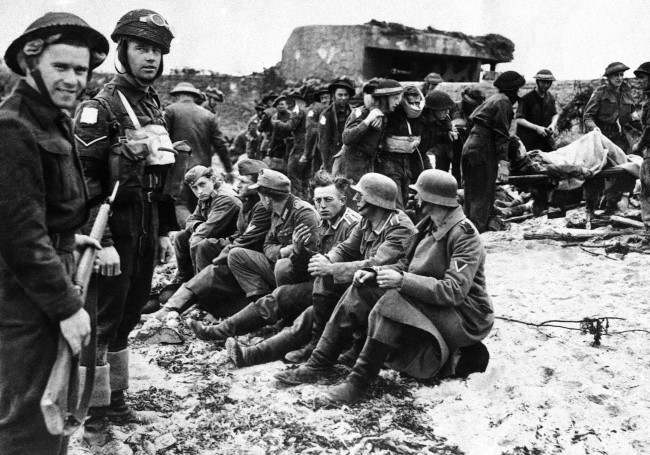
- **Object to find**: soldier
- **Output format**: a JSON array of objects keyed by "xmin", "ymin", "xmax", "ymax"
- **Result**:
[
  {"xmin": 584, "ymin": 62, "xmax": 636, "ymax": 153},
  {"xmin": 173, "ymin": 165, "xmax": 241, "ymax": 282},
  {"xmin": 515, "ymin": 69, "xmax": 559, "ymax": 152},
  {"xmin": 165, "ymin": 81, "xmax": 233, "ymax": 224},
  {"xmin": 201, "ymin": 85, "xmax": 224, "ymax": 115},
  {"xmin": 275, "ymin": 170, "xmax": 493, "ymax": 406},
  {"xmin": 282, "ymin": 173, "xmax": 416, "ymax": 364},
  {"xmin": 461, "ymin": 70, "xmax": 525, "ymax": 232},
  {"xmin": 227, "ymin": 169, "xmax": 320, "ymax": 301},
  {"xmin": 378, "ymin": 85, "xmax": 430, "ymax": 209},
  {"xmin": 73, "ymin": 9, "xmax": 177, "ymax": 421},
  {"xmin": 318, "ymin": 77, "xmax": 355, "ymax": 172},
  {"xmin": 301, "ymin": 84, "xmax": 331, "ymax": 176},
  {"xmin": 150, "ymin": 159, "xmax": 272, "ymax": 320},
  {"xmin": 451, "ymin": 88, "xmax": 486, "ymax": 169},
  {"xmin": 332, "ymin": 79, "xmax": 403, "ymax": 187},
  {"xmin": 264, "ymin": 95, "xmax": 292, "ymax": 172},
  {"xmin": 422, "ymin": 72, "xmax": 443, "ymax": 95},
  {"xmin": 421, "ymin": 91, "xmax": 458, "ymax": 181},
  {"xmin": 257, "ymin": 91, "xmax": 278, "ymax": 158},
  {"xmin": 633, "ymin": 62, "xmax": 650, "ymax": 240},
  {"xmin": 230, "ymin": 118, "xmax": 261, "ymax": 162},
  {"xmin": 0, "ymin": 12, "xmax": 108, "ymax": 453},
  {"xmin": 189, "ymin": 171, "xmax": 360, "ymax": 344},
  {"xmin": 286, "ymin": 88, "xmax": 310, "ymax": 199}
]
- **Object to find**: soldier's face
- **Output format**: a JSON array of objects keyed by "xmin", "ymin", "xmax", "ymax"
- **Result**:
[
  {"xmin": 607, "ymin": 72, "xmax": 625, "ymax": 88},
  {"xmin": 353, "ymin": 191, "xmax": 371, "ymax": 216},
  {"xmin": 433, "ymin": 108, "xmax": 450, "ymax": 120},
  {"xmin": 276, "ymin": 100, "xmax": 288, "ymax": 112},
  {"xmin": 637, "ymin": 73, "xmax": 649, "ymax": 90},
  {"xmin": 236, "ymin": 174, "xmax": 255, "ymax": 196},
  {"xmin": 387, "ymin": 94, "xmax": 402, "ymax": 112},
  {"xmin": 536, "ymin": 80, "xmax": 553, "ymax": 93},
  {"xmin": 190, "ymin": 176, "xmax": 215, "ymax": 200},
  {"xmin": 314, "ymin": 185, "xmax": 345, "ymax": 221},
  {"xmin": 333, "ymin": 89, "xmax": 350, "ymax": 106},
  {"xmin": 127, "ymin": 40, "xmax": 162, "ymax": 81},
  {"xmin": 31, "ymin": 43, "xmax": 89, "ymax": 110},
  {"xmin": 320, "ymin": 93, "xmax": 331, "ymax": 104}
]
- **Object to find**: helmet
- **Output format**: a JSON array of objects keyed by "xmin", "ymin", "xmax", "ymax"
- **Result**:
[
  {"xmin": 328, "ymin": 76, "xmax": 355, "ymax": 97},
  {"xmin": 634, "ymin": 62, "xmax": 650, "ymax": 78},
  {"xmin": 461, "ymin": 87, "xmax": 485, "ymax": 106},
  {"xmin": 372, "ymin": 78, "xmax": 403, "ymax": 97},
  {"xmin": 425, "ymin": 90, "xmax": 454, "ymax": 110},
  {"xmin": 205, "ymin": 86, "xmax": 224, "ymax": 102},
  {"xmin": 409, "ymin": 169, "xmax": 459, "ymax": 207},
  {"xmin": 493, "ymin": 71, "xmax": 526, "ymax": 91},
  {"xmin": 603, "ymin": 62, "xmax": 629, "ymax": 77},
  {"xmin": 350, "ymin": 173, "xmax": 397, "ymax": 210},
  {"xmin": 111, "ymin": 9, "xmax": 174, "ymax": 54},
  {"xmin": 534, "ymin": 69, "xmax": 556, "ymax": 81},
  {"xmin": 170, "ymin": 82, "xmax": 203, "ymax": 98},
  {"xmin": 424, "ymin": 72, "xmax": 444, "ymax": 85},
  {"xmin": 4, "ymin": 12, "xmax": 109, "ymax": 76}
]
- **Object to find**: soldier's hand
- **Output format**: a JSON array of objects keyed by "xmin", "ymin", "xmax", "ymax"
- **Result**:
[
  {"xmin": 95, "ymin": 246, "xmax": 121, "ymax": 276},
  {"xmin": 308, "ymin": 254, "xmax": 332, "ymax": 276},
  {"xmin": 376, "ymin": 269, "xmax": 403, "ymax": 289},
  {"xmin": 497, "ymin": 160, "xmax": 510, "ymax": 183},
  {"xmin": 292, "ymin": 224, "xmax": 312, "ymax": 251},
  {"xmin": 159, "ymin": 236, "xmax": 174, "ymax": 264},
  {"xmin": 536, "ymin": 125, "xmax": 549, "ymax": 137},
  {"xmin": 353, "ymin": 269, "xmax": 376, "ymax": 286},
  {"xmin": 75, "ymin": 234, "xmax": 102, "ymax": 251},
  {"xmin": 59, "ymin": 308, "xmax": 91, "ymax": 356}
]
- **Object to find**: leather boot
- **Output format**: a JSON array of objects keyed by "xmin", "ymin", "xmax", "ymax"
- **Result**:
[
  {"xmin": 285, "ymin": 293, "xmax": 334, "ymax": 363},
  {"xmin": 149, "ymin": 285, "xmax": 196, "ymax": 321},
  {"xmin": 336, "ymin": 334, "xmax": 364, "ymax": 368},
  {"xmin": 189, "ymin": 304, "xmax": 266, "ymax": 344},
  {"xmin": 226, "ymin": 332, "xmax": 292, "ymax": 368},
  {"xmin": 284, "ymin": 340, "xmax": 314, "ymax": 364},
  {"xmin": 274, "ymin": 321, "xmax": 351, "ymax": 386},
  {"xmin": 453, "ymin": 342, "xmax": 490, "ymax": 378},
  {"xmin": 318, "ymin": 338, "xmax": 393, "ymax": 406}
]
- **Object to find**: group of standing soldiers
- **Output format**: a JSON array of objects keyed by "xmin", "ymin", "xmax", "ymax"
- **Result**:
[{"xmin": 1, "ymin": 6, "xmax": 650, "ymax": 455}]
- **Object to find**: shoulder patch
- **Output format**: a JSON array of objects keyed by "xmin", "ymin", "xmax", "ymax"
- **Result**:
[
  {"xmin": 79, "ymin": 107, "xmax": 98, "ymax": 125},
  {"xmin": 353, "ymin": 107, "xmax": 363, "ymax": 118},
  {"xmin": 307, "ymin": 110, "xmax": 314, "ymax": 118},
  {"xmin": 460, "ymin": 220, "xmax": 476, "ymax": 235},
  {"xmin": 319, "ymin": 115, "xmax": 327, "ymax": 125},
  {"xmin": 343, "ymin": 208, "xmax": 362, "ymax": 224}
]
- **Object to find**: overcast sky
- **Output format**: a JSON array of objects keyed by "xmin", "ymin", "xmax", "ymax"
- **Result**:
[{"xmin": 1, "ymin": 0, "xmax": 648, "ymax": 80}]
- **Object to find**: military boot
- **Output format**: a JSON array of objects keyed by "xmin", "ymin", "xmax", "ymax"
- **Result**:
[
  {"xmin": 226, "ymin": 333, "xmax": 290, "ymax": 368},
  {"xmin": 336, "ymin": 334, "xmax": 364, "ymax": 368},
  {"xmin": 149, "ymin": 284, "xmax": 196, "ymax": 321},
  {"xmin": 453, "ymin": 342, "xmax": 490, "ymax": 378},
  {"xmin": 317, "ymin": 338, "xmax": 392, "ymax": 406},
  {"xmin": 189, "ymin": 304, "xmax": 266, "ymax": 344},
  {"xmin": 284, "ymin": 293, "xmax": 334, "ymax": 363}
]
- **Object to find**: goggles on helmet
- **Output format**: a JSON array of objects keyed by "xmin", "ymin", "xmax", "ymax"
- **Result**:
[{"xmin": 139, "ymin": 13, "xmax": 171, "ymax": 31}]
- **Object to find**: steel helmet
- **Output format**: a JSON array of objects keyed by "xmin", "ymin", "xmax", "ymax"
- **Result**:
[
  {"xmin": 534, "ymin": 69, "xmax": 556, "ymax": 81},
  {"xmin": 493, "ymin": 71, "xmax": 526, "ymax": 91},
  {"xmin": 4, "ymin": 12, "xmax": 109, "ymax": 76},
  {"xmin": 603, "ymin": 62, "xmax": 629, "ymax": 77},
  {"xmin": 111, "ymin": 9, "xmax": 174, "ymax": 54},
  {"xmin": 350, "ymin": 173, "xmax": 397, "ymax": 210},
  {"xmin": 409, "ymin": 169, "xmax": 459, "ymax": 207},
  {"xmin": 634, "ymin": 62, "xmax": 650, "ymax": 78}
]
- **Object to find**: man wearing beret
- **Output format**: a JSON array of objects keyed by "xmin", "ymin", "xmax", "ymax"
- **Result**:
[
  {"xmin": 151, "ymin": 159, "xmax": 273, "ymax": 320},
  {"xmin": 173, "ymin": 165, "xmax": 241, "ymax": 283},
  {"xmin": 0, "ymin": 11, "xmax": 108, "ymax": 454},
  {"xmin": 318, "ymin": 77, "xmax": 355, "ymax": 172},
  {"xmin": 165, "ymin": 81, "xmax": 233, "ymax": 224},
  {"xmin": 73, "ymin": 9, "xmax": 178, "ymax": 421},
  {"xmin": 227, "ymin": 169, "xmax": 320, "ymax": 302}
]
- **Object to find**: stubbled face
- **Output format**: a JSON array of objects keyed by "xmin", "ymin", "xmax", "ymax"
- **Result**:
[
  {"xmin": 608, "ymin": 71, "xmax": 625, "ymax": 88},
  {"xmin": 31, "ymin": 43, "xmax": 89, "ymax": 110},
  {"xmin": 313, "ymin": 184, "xmax": 345, "ymax": 221},
  {"xmin": 190, "ymin": 176, "xmax": 215, "ymax": 200},
  {"xmin": 127, "ymin": 39, "xmax": 162, "ymax": 82},
  {"xmin": 536, "ymin": 80, "xmax": 553, "ymax": 94},
  {"xmin": 333, "ymin": 88, "xmax": 350, "ymax": 107}
]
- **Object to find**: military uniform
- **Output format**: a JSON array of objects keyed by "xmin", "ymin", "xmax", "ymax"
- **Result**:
[
  {"xmin": 583, "ymin": 82, "xmax": 636, "ymax": 153},
  {"xmin": 164, "ymin": 98, "xmax": 232, "ymax": 223},
  {"xmin": 304, "ymin": 101, "xmax": 328, "ymax": 175},
  {"xmin": 318, "ymin": 103, "xmax": 351, "ymax": 172},
  {"xmin": 515, "ymin": 89, "xmax": 558, "ymax": 152},
  {"xmin": 639, "ymin": 88, "xmax": 650, "ymax": 232},
  {"xmin": 0, "ymin": 81, "xmax": 89, "ymax": 453},
  {"xmin": 191, "ymin": 207, "xmax": 361, "ymax": 344},
  {"xmin": 461, "ymin": 93, "xmax": 514, "ymax": 232},
  {"xmin": 73, "ymin": 72, "xmax": 178, "ymax": 397},
  {"xmin": 286, "ymin": 106, "xmax": 309, "ymax": 199},
  {"xmin": 228, "ymin": 193, "xmax": 320, "ymax": 298},
  {"xmin": 265, "ymin": 109, "xmax": 292, "ymax": 172},
  {"xmin": 174, "ymin": 186, "xmax": 241, "ymax": 281}
]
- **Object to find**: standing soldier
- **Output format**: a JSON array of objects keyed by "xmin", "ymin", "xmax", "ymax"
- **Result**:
[
  {"xmin": 302, "ymin": 84, "xmax": 331, "ymax": 177},
  {"xmin": 201, "ymin": 85, "xmax": 224, "ymax": 115},
  {"xmin": 633, "ymin": 62, "xmax": 650, "ymax": 241},
  {"xmin": 0, "ymin": 12, "xmax": 108, "ymax": 453},
  {"xmin": 318, "ymin": 77, "xmax": 355, "ymax": 172},
  {"xmin": 73, "ymin": 9, "xmax": 176, "ymax": 422},
  {"xmin": 165, "ymin": 81, "xmax": 233, "ymax": 224},
  {"xmin": 451, "ymin": 87, "xmax": 486, "ymax": 180},
  {"xmin": 421, "ymin": 91, "xmax": 458, "ymax": 185},
  {"xmin": 461, "ymin": 71, "xmax": 525, "ymax": 232},
  {"xmin": 515, "ymin": 69, "xmax": 559, "ymax": 152},
  {"xmin": 265, "ymin": 95, "xmax": 292, "ymax": 172},
  {"xmin": 584, "ymin": 62, "xmax": 636, "ymax": 153},
  {"xmin": 422, "ymin": 72, "xmax": 444, "ymax": 96}
]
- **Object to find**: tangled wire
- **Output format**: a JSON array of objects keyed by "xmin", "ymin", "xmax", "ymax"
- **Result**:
[{"xmin": 495, "ymin": 315, "xmax": 650, "ymax": 347}]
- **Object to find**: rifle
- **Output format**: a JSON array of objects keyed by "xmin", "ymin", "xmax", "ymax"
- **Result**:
[{"xmin": 40, "ymin": 182, "xmax": 119, "ymax": 436}]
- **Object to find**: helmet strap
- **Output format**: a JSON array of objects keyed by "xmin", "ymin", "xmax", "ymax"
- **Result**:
[{"xmin": 27, "ymin": 66, "xmax": 57, "ymax": 109}]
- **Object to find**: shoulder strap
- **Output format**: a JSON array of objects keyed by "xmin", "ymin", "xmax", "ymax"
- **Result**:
[{"xmin": 116, "ymin": 90, "xmax": 141, "ymax": 129}]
